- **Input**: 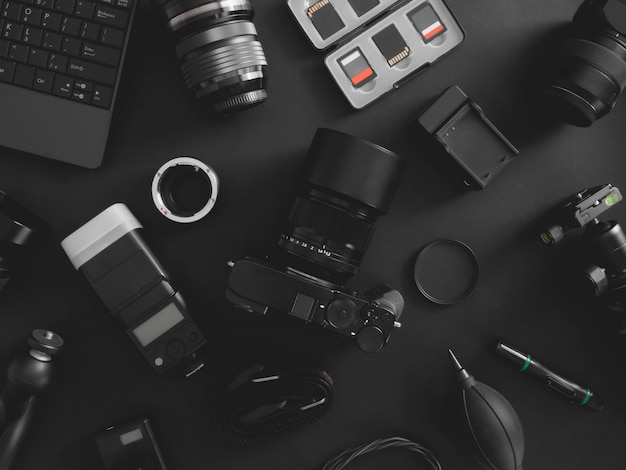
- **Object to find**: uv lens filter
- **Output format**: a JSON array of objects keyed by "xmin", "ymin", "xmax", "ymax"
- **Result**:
[{"xmin": 413, "ymin": 239, "xmax": 478, "ymax": 304}]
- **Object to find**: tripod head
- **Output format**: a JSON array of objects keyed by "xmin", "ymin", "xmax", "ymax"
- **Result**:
[
  {"xmin": 0, "ymin": 329, "xmax": 64, "ymax": 470},
  {"xmin": 541, "ymin": 184, "xmax": 626, "ymax": 324}
]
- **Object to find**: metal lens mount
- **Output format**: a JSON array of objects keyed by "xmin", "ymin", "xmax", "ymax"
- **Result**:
[{"xmin": 152, "ymin": 156, "xmax": 219, "ymax": 223}]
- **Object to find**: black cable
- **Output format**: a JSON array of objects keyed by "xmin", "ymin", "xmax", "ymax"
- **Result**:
[
  {"xmin": 213, "ymin": 363, "xmax": 334, "ymax": 446},
  {"xmin": 321, "ymin": 437, "xmax": 442, "ymax": 470}
]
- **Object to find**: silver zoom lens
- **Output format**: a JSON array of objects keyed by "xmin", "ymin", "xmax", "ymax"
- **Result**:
[{"xmin": 158, "ymin": 0, "xmax": 268, "ymax": 114}]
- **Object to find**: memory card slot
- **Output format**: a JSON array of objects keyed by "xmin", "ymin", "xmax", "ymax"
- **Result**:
[
  {"xmin": 288, "ymin": 0, "xmax": 403, "ymax": 49},
  {"xmin": 324, "ymin": 0, "xmax": 464, "ymax": 108}
]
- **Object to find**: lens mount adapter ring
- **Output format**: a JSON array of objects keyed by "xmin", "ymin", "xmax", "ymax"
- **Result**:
[{"xmin": 152, "ymin": 156, "xmax": 219, "ymax": 223}]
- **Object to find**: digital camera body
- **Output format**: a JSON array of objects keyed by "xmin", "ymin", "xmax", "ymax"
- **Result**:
[
  {"xmin": 225, "ymin": 128, "xmax": 406, "ymax": 353},
  {"xmin": 226, "ymin": 257, "xmax": 402, "ymax": 353}
]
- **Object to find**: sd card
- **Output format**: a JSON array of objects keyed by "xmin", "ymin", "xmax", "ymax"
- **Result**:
[
  {"xmin": 308, "ymin": 0, "xmax": 345, "ymax": 40},
  {"xmin": 338, "ymin": 48, "xmax": 376, "ymax": 88},
  {"xmin": 409, "ymin": 3, "xmax": 447, "ymax": 43},
  {"xmin": 372, "ymin": 24, "xmax": 410, "ymax": 67}
]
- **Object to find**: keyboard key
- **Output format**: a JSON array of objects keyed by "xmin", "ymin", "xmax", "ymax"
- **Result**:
[
  {"xmin": 54, "ymin": 0, "xmax": 74, "ymax": 14},
  {"xmin": 47, "ymin": 51, "xmax": 67, "ymax": 71},
  {"xmin": 21, "ymin": 6, "xmax": 42, "ymax": 26},
  {"xmin": 71, "ymin": 88, "xmax": 90, "ymax": 102},
  {"xmin": 34, "ymin": 0, "xmax": 55, "ymax": 9},
  {"xmin": 67, "ymin": 56, "xmax": 116, "ymax": 84},
  {"xmin": 91, "ymin": 83, "xmax": 111, "ymax": 107},
  {"xmin": 33, "ymin": 68, "xmax": 53, "ymax": 91},
  {"xmin": 41, "ymin": 11, "xmax": 62, "ymax": 30},
  {"xmin": 1, "ymin": 2, "xmax": 22, "ymax": 21},
  {"xmin": 22, "ymin": 25, "xmax": 43, "ymax": 45},
  {"xmin": 100, "ymin": 25, "xmax": 122, "ymax": 47},
  {"xmin": 2, "ymin": 21, "xmax": 24, "ymax": 40},
  {"xmin": 79, "ymin": 20, "xmax": 99, "ymax": 40},
  {"xmin": 62, "ymin": 36, "xmax": 80, "ymax": 55},
  {"xmin": 13, "ymin": 63, "xmax": 34, "ymax": 86},
  {"xmin": 94, "ymin": 5, "xmax": 127, "ymax": 29},
  {"xmin": 115, "ymin": 0, "xmax": 130, "ymax": 9},
  {"xmin": 73, "ymin": 77, "xmax": 92, "ymax": 91},
  {"xmin": 81, "ymin": 41, "xmax": 118, "ymax": 66},
  {"xmin": 0, "ymin": 39, "xmax": 8, "ymax": 57},
  {"xmin": 60, "ymin": 16, "xmax": 80, "ymax": 35},
  {"xmin": 42, "ymin": 30, "xmax": 62, "ymax": 50},
  {"xmin": 52, "ymin": 73, "xmax": 72, "ymax": 96},
  {"xmin": 27, "ymin": 46, "xmax": 48, "ymax": 67},
  {"xmin": 75, "ymin": 0, "xmax": 95, "ymax": 19},
  {"xmin": 0, "ymin": 58, "xmax": 15, "ymax": 82},
  {"xmin": 9, "ymin": 42, "xmax": 28, "ymax": 62}
]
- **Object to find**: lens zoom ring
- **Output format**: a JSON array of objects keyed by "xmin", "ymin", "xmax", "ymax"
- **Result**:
[{"xmin": 182, "ymin": 42, "xmax": 267, "ymax": 88}]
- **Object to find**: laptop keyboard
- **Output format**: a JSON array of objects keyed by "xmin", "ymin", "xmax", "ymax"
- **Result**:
[{"xmin": 0, "ymin": 0, "xmax": 133, "ymax": 109}]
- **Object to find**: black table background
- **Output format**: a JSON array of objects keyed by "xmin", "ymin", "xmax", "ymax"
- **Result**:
[{"xmin": 2, "ymin": 0, "xmax": 626, "ymax": 468}]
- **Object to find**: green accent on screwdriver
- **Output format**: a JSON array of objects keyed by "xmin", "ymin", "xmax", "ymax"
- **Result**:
[
  {"xmin": 520, "ymin": 355, "xmax": 531, "ymax": 372},
  {"xmin": 579, "ymin": 389, "xmax": 592, "ymax": 406}
]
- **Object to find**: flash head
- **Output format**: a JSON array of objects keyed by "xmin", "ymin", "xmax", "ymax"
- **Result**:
[{"xmin": 152, "ymin": 157, "xmax": 219, "ymax": 223}]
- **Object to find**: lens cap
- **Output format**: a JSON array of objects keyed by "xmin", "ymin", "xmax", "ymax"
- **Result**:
[
  {"xmin": 413, "ymin": 239, "xmax": 478, "ymax": 305},
  {"xmin": 152, "ymin": 157, "xmax": 219, "ymax": 223}
]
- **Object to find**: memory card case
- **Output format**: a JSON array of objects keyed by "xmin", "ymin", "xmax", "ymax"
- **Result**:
[{"xmin": 288, "ymin": 0, "xmax": 465, "ymax": 108}]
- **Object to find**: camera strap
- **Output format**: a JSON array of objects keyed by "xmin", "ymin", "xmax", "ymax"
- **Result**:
[{"xmin": 213, "ymin": 363, "xmax": 334, "ymax": 446}]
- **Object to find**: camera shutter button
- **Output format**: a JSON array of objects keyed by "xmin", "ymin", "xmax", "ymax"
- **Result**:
[{"xmin": 356, "ymin": 325, "xmax": 385, "ymax": 353}]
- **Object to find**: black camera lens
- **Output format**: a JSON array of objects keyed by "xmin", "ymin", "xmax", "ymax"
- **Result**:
[
  {"xmin": 275, "ymin": 128, "xmax": 405, "ymax": 286},
  {"xmin": 156, "ymin": 0, "xmax": 268, "ymax": 114},
  {"xmin": 543, "ymin": 0, "xmax": 626, "ymax": 126},
  {"xmin": 0, "ymin": 191, "xmax": 46, "ymax": 291}
]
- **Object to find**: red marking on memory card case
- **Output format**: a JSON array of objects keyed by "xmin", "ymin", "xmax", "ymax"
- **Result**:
[{"xmin": 351, "ymin": 67, "xmax": 374, "ymax": 85}]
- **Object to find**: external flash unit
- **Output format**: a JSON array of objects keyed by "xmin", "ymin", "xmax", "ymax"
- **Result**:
[{"xmin": 61, "ymin": 203, "xmax": 206, "ymax": 375}]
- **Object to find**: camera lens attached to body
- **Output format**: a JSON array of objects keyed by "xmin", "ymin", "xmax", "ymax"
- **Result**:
[
  {"xmin": 226, "ymin": 128, "xmax": 406, "ymax": 353},
  {"xmin": 275, "ymin": 128, "xmax": 406, "ymax": 287},
  {"xmin": 152, "ymin": 156, "xmax": 219, "ymax": 223},
  {"xmin": 543, "ymin": 0, "xmax": 626, "ymax": 126},
  {"xmin": 156, "ymin": 0, "xmax": 268, "ymax": 114}
]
